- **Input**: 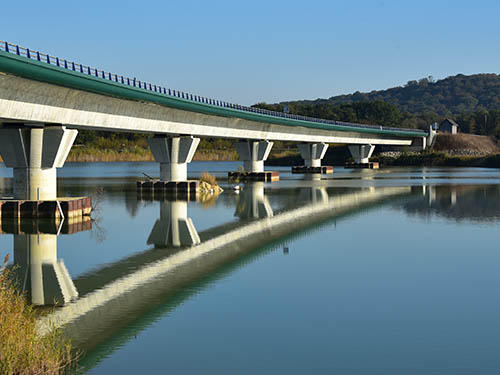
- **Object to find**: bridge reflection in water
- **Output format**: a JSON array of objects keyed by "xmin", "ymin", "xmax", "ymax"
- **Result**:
[
  {"xmin": 33, "ymin": 184, "xmax": 412, "ymax": 346},
  {"xmin": 7, "ymin": 182, "xmax": 497, "ymax": 368}
]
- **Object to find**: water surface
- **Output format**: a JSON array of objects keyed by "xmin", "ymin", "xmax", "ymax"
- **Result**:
[{"xmin": 1, "ymin": 162, "xmax": 500, "ymax": 374}]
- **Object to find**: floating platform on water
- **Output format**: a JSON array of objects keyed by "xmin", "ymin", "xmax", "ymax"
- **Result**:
[
  {"xmin": 344, "ymin": 162, "xmax": 380, "ymax": 169},
  {"xmin": 0, "ymin": 216, "xmax": 92, "ymax": 235},
  {"xmin": 291, "ymin": 166, "xmax": 334, "ymax": 174},
  {"xmin": 0, "ymin": 197, "xmax": 92, "ymax": 220},
  {"xmin": 228, "ymin": 171, "xmax": 280, "ymax": 182}
]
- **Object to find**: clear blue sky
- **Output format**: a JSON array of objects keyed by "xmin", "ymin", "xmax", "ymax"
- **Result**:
[{"xmin": 2, "ymin": 0, "xmax": 499, "ymax": 105}]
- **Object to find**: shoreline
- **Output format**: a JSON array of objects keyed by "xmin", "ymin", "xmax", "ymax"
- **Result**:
[
  {"xmin": 374, "ymin": 152, "xmax": 500, "ymax": 169},
  {"xmin": 2, "ymin": 150, "xmax": 500, "ymax": 169}
]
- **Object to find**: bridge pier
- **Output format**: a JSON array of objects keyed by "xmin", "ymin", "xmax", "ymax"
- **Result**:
[
  {"xmin": 235, "ymin": 140, "xmax": 273, "ymax": 173},
  {"xmin": 0, "ymin": 125, "xmax": 77, "ymax": 200},
  {"xmin": 147, "ymin": 200, "xmax": 200, "ymax": 248},
  {"xmin": 292, "ymin": 143, "xmax": 333, "ymax": 174},
  {"xmin": 147, "ymin": 135, "xmax": 200, "ymax": 182},
  {"xmin": 13, "ymin": 234, "xmax": 78, "ymax": 306},
  {"xmin": 345, "ymin": 144, "xmax": 379, "ymax": 169},
  {"xmin": 230, "ymin": 140, "xmax": 279, "ymax": 182}
]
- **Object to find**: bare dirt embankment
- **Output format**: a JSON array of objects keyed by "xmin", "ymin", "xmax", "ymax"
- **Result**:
[{"xmin": 432, "ymin": 133, "xmax": 499, "ymax": 156}]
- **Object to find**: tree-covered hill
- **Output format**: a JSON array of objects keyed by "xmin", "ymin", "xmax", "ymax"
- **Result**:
[
  {"xmin": 253, "ymin": 73, "xmax": 500, "ymax": 138},
  {"xmin": 291, "ymin": 74, "xmax": 500, "ymax": 116}
]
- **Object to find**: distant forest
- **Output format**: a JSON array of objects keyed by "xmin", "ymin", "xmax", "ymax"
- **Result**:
[{"xmin": 253, "ymin": 73, "xmax": 500, "ymax": 141}]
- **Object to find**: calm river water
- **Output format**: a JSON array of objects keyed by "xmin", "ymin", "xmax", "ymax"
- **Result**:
[{"xmin": 1, "ymin": 162, "xmax": 500, "ymax": 374}]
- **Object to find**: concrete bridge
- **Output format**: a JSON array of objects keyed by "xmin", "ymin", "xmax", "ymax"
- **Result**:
[{"xmin": 0, "ymin": 41, "xmax": 431, "ymax": 200}]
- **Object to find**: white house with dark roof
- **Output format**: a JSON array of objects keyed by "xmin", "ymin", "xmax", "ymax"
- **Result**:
[{"xmin": 440, "ymin": 118, "xmax": 460, "ymax": 134}]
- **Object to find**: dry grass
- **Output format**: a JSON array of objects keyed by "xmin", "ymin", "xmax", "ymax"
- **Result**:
[
  {"xmin": 66, "ymin": 147, "xmax": 238, "ymax": 162},
  {"xmin": 0, "ymin": 255, "xmax": 75, "ymax": 374},
  {"xmin": 433, "ymin": 133, "xmax": 499, "ymax": 153},
  {"xmin": 194, "ymin": 150, "xmax": 238, "ymax": 161},
  {"xmin": 67, "ymin": 147, "xmax": 154, "ymax": 162},
  {"xmin": 200, "ymin": 172, "xmax": 218, "ymax": 186}
]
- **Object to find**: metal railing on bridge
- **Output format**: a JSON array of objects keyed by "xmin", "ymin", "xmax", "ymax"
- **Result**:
[{"xmin": 0, "ymin": 41, "xmax": 427, "ymax": 136}]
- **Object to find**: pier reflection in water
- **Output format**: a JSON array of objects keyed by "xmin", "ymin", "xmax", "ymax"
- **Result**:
[
  {"xmin": 2, "ymin": 166, "xmax": 500, "ymax": 374},
  {"xmin": 14, "ymin": 234, "xmax": 77, "ymax": 306},
  {"xmin": 5, "ymin": 218, "xmax": 92, "ymax": 306}
]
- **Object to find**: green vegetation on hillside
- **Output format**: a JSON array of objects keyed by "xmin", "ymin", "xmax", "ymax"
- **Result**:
[
  {"xmin": 291, "ymin": 74, "xmax": 500, "ymax": 115},
  {"xmin": 254, "ymin": 74, "xmax": 500, "ymax": 142}
]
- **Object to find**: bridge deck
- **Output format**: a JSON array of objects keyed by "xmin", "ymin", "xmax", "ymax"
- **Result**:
[{"xmin": 0, "ymin": 41, "xmax": 426, "ymax": 138}]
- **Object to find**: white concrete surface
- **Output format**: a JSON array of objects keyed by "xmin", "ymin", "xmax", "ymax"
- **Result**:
[
  {"xmin": 298, "ymin": 142, "xmax": 329, "ymax": 167},
  {"xmin": 0, "ymin": 125, "xmax": 77, "ymax": 199},
  {"xmin": 0, "ymin": 74, "xmax": 414, "ymax": 146},
  {"xmin": 348, "ymin": 144, "xmax": 376, "ymax": 164},
  {"xmin": 235, "ymin": 140, "xmax": 273, "ymax": 173},
  {"xmin": 147, "ymin": 136, "xmax": 200, "ymax": 181}
]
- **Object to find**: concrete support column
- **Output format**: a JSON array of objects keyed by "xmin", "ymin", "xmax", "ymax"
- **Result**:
[
  {"xmin": 298, "ymin": 143, "xmax": 328, "ymax": 167},
  {"xmin": 426, "ymin": 125, "xmax": 437, "ymax": 149},
  {"xmin": 348, "ymin": 144, "xmax": 375, "ymax": 164},
  {"xmin": 147, "ymin": 200, "xmax": 200, "ymax": 248},
  {"xmin": 13, "ymin": 234, "xmax": 78, "ymax": 306},
  {"xmin": 235, "ymin": 140, "xmax": 273, "ymax": 173},
  {"xmin": 0, "ymin": 125, "xmax": 78, "ymax": 200},
  {"xmin": 147, "ymin": 136, "xmax": 200, "ymax": 182}
]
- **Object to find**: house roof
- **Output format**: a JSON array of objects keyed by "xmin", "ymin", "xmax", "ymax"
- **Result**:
[{"xmin": 440, "ymin": 118, "xmax": 460, "ymax": 128}]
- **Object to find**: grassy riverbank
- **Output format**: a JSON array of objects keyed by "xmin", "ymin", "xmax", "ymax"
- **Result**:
[
  {"xmin": 0, "ymin": 260, "xmax": 75, "ymax": 374},
  {"xmin": 67, "ymin": 146, "xmax": 239, "ymax": 162},
  {"xmin": 375, "ymin": 151, "xmax": 500, "ymax": 168}
]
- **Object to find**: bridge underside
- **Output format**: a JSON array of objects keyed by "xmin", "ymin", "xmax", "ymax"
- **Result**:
[{"xmin": 0, "ymin": 73, "xmax": 412, "ymax": 146}]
